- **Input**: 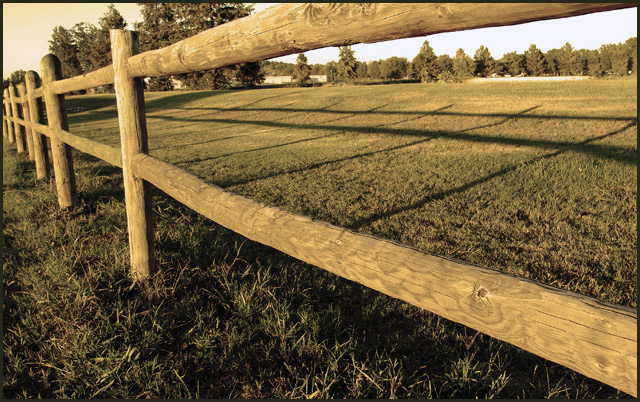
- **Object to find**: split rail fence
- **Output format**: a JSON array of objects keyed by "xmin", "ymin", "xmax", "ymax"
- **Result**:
[{"xmin": 2, "ymin": 3, "xmax": 637, "ymax": 397}]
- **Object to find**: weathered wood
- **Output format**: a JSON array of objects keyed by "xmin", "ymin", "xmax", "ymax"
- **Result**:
[
  {"xmin": 111, "ymin": 29, "xmax": 155, "ymax": 280},
  {"xmin": 131, "ymin": 152, "xmax": 637, "ymax": 397},
  {"xmin": 41, "ymin": 54, "xmax": 77, "ymax": 209},
  {"xmin": 9, "ymin": 84, "xmax": 27, "ymax": 152},
  {"xmin": 25, "ymin": 71, "xmax": 51, "ymax": 180},
  {"xmin": 57, "ymin": 129, "xmax": 122, "ymax": 168},
  {"xmin": 50, "ymin": 65, "xmax": 114, "ymax": 95},
  {"xmin": 31, "ymin": 87, "xmax": 44, "ymax": 99},
  {"xmin": 2, "ymin": 92, "xmax": 9, "ymax": 140},
  {"xmin": 18, "ymin": 83, "xmax": 36, "ymax": 161},
  {"xmin": 127, "ymin": 3, "xmax": 635, "ymax": 78}
]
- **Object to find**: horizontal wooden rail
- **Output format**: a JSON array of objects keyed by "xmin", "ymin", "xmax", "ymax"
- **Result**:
[
  {"xmin": 131, "ymin": 152, "xmax": 636, "ymax": 396},
  {"xmin": 50, "ymin": 65, "xmax": 114, "ymax": 95},
  {"xmin": 126, "ymin": 3, "xmax": 634, "ymax": 78},
  {"xmin": 57, "ymin": 129, "xmax": 122, "ymax": 168},
  {"xmin": 4, "ymin": 114, "xmax": 121, "ymax": 167},
  {"xmin": 32, "ymin": 87, "xmax": 43, "ymax": 99}
]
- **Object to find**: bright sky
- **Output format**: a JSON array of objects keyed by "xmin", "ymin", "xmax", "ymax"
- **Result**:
[{"xmin": 3, "ymin": 3, "xmax": 637, "ymax": 79}]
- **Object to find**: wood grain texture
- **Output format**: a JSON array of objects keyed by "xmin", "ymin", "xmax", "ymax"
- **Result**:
[
  {"xmin": 57, "ymin": 129, "xmax": 122, "ymax": 168},
  {"xmin": 126, "ymin": 3, "xmax": 635, "ymax": 78},
  {"xmin": 25, "ymin": 71, "xmax": 51, "ymax": 180},
  {"xmin": 9, "ymin": 84, "xmax": 27, "ymax": 152},
  {"xmin": 31, "ymin": 87, "xmax": 44, "ymax": 99},
  {"xmin": 111, "ymin": 29, "xmax": 155, "ymax": 280},
  {"xmin": 131, "ymin": 153, "xmax": 637, "ymax": 397},
  {"xmin": 41, "ymin": 54, "xmax": 77, "ymax": 209},
  {"xmin": 50, "ymin": 65, "xmax": 114, "ymax": 95},
  {"xmin": 2, "ymin": 91, "xmax": 10, "ymax": 140},
  {"xmin": 18, "ymin": 83, "xmax": 36, "ymax": 161}
]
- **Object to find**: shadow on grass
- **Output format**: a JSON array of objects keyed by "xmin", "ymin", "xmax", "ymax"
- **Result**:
[
  {"xmin": 352, "ymin": 121, "xmax": 637, "ymax": 228},
  {"xmin": 147, "ymin": 108, "xmax": 637, "ymax": 167}
]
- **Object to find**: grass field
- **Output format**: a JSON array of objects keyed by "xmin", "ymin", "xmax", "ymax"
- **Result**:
[{"xmin": 3, "ymin": 77, "xmax": 637, "ymax": 398}]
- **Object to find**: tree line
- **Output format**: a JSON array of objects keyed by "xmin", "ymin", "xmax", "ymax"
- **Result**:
[
  {"xmin": 3, "ymin": 4, "xmax": 637, "ymax": 90},
  {"xmin": 296, "ymin": 37, "xmax": 636, "ymax": 85}
]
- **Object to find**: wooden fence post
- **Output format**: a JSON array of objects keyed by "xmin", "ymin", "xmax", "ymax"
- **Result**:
[
  {"xmin": 5, "ymin": 88, "xmax": 16, "ymax": 144},
  {"xmin": 25, "ymin": 71, "xmax": 51, "ymax": 181},
  {"xmin": 2, "ymin": 92, "xmax": 8, "ymax": 140},
  {"xmin": 18, "ymin": 82, "xmax": 36, "ymax": 161},
  {"xmin": 9, "ymin": 84, "xmax": 27, "ymax": 153},
  {"xmin": 41, "ymin": 54, "xmax": 77, "ymax": 209},
  {"xmin": 111, "ymin": 29, "xmax": 155, "ymax": 280}
]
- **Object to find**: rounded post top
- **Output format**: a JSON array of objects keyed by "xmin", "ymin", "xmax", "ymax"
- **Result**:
[{"xmin": 40, "ymin": 54, "xmax": 63, "ymax": 81}]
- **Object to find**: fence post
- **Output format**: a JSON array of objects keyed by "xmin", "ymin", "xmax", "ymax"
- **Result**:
[
  {"xmin": 111, "ymin": 29, "xmax": 155, "ymax": 280},
  {"xmin": 18, "ymin": 82, "xmax": 36, "ymax": 161},
  {"xmin": 9, "ymin": 84, "xmax": 27, "ymax": 153},
  {"xmin": 4, "ymin": 89, "xmax": 14, "ymax": 143},
  {"xmin": 25, "ymin": 71, "xmax": 51, "ymax": 181},
  {"xmin": 2, "ymin": 92, "xmax": 7, "ymax": 140},
  {"xmin": 41, "ymin": 54, "xmax": 77, "ymax": 209}
]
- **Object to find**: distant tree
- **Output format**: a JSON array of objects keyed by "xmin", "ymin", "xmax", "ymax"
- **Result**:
[
  {"xmin": 452, "ymin": 48, "xmax": 474, "ymax": 79},
  {"xmin": 72, "ymin": 22, "xmax": 100, "ymax": 73},
  {"xmin": 624, "ymin": 37, "xmax": 637, "ymax": 74},
  {"xmin": 500, "ymin": 51, "xmax": 525, "ymax": 76},
  {"xmin": 310, "ymin": 64, "xmax": 324, "ymax": 75},
  {"xmin": 524, "ymin": 44, "xmax": 548, "ymax": 76},
  {"xmin": 91, "ymin": 4, "xmax": 127, "ymax": 71},
  {"xmin": 48, "ymin": 26, "xmax": 83, "ymax": 78},
  {"xmin": 356, "ymin": 62, "xmax": 368, "ymax": 79},
  {"xmin": 436, "ymin": 54, "xmax": 453, "ymax": 74},
  {"xmin": 146, "ymin": 76, "xmax": 174, "ymax": 91},
  {"xmin": 336, "ymin": 46, "xmax": 358, "ymax": 81},
  {"xmin": 380, "ymin": 57, "xmax": 408, "ymax": 80},
  {"xmin": 544, "ymin": 48, "xmax": 561, "ymax": 76},
  {"xmin": 325, "ymin": 61, "xmax": 338, "ymax": 82},
  {"xmin": 292, "ymin": 53, "xmax": 312, "ymax": 86},
  {"xmin": 366, "ymin": 60, "xmax": 381, "ymax": 79},
  {"xmin": 411, "ymin": 40, "xmax": 439, "ymax": 81},
  {"xmin": 576, "ymin": 48, "xmax": 602, "ymax": 76},
  {"xmin": 556, "ymin": 42, "xmax": 580, "ymax": 75},
  {"xmin": 8, "ymin": 70, "xmax": 26, "ymax": 85},
  {"xmin": 233, "ymin": 61, "xmax": 265, "ymax": 87},
  {"xmin": 473, "ymin": 45, "xmax": 495, "ymax": 76},
  {"xmin": 137, "ymin": 3, "xmax": 260, "ymax": 89}
]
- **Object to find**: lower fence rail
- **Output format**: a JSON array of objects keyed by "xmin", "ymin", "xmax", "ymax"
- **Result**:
[{"xmin": 130, "ymin": 152, "xmax": 637, "ymax": 397}]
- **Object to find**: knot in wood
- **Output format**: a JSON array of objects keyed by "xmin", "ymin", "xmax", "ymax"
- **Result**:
[{"xmin": 475, "ymin": 286, "xmax": 489, "ymax": 299}]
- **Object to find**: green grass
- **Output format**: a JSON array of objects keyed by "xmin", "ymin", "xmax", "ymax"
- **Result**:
[{"xmin": 3, "ymin": 77, "xmax": 637, "ymax": 398}]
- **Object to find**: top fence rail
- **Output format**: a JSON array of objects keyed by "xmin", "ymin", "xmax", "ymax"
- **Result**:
[{"xmin": 125, "ymin": 3, "xmax": 634, "ymax": 78}]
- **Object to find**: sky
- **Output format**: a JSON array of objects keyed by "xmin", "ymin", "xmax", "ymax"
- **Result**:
[{"xmin": 3, "ymin": 2, "xmax": 637, "ymax": 79}]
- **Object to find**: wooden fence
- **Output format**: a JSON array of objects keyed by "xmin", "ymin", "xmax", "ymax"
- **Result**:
[{"xmin": 2, "ymin": 3, "xmax": 636, "ymax": 397}]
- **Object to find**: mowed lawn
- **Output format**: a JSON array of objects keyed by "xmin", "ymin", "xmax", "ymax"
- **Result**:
[
  {"xmin": 69, "ymin": 78, "xmax": 637, "ymax": 307},
  {"xmin": 3, "ymin": 78, "xmax": 636, "ymax": 398}
]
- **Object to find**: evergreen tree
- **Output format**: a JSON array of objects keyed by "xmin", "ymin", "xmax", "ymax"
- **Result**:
[
  {"xmin": 336, "ymin": 46, "xmax": 358, "ymax": 81},
  {"xmin": 473, "ymin": 45, "xmax": 495, "ymax": 76},
  {"xmin": 545, "ymin": 48, "xmax": 561, "ymax": 76},
  {"xmin": 9, "ymin": 70, "xmax": 27, "ymax": 85},
  {"xmin": 500, "ymin": 51, "xmax": 525, "ymax": 76},
  {"xmin": 524, "ymin": 44, "xmax": 548, "ymax": 76},
  {"xmin": 624, "ymin": 37, "xmax": 637, "ymax": 74},
  {"xmin": 436, "ymin": 54, "xmax": 453, "ymax": 74},
  {"xmin": 48, "ymin": 26, "xmax": 83, "ymax": 79},
  {"xmin": 136, "ymin": 3, "xmax": 262, "ymax": 89},
  {"xmin": 452, "ymin": 48, "xmax": 474, "ymax": 79},
  {"xmin": 292, "ymin": 53, "xmax": 311, "ymax": 86},
  {"xmin": 557, "ymin": 42, "xmax": 580, "ymax": 75},
  {"xmin": 411, "ymin": 40, "xmax": 439, "ymax": 82}
]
